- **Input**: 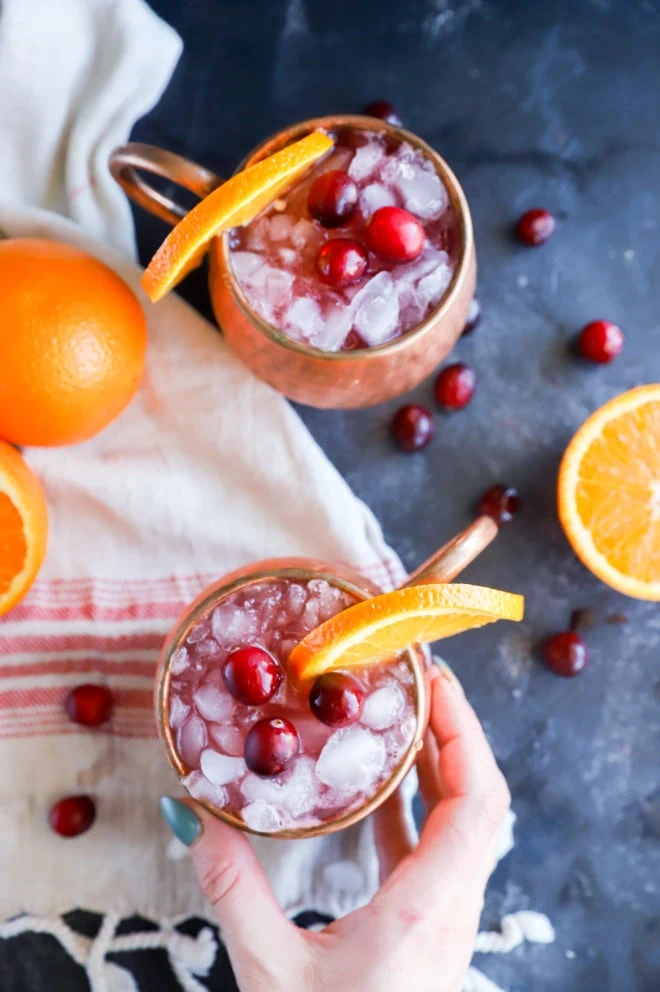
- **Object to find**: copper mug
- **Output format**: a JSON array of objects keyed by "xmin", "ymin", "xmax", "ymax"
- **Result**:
[
  {"xmin": 109, "ymin": 114, "xmax": 476, "ymax": 409},
  {"xmin": 155, "ymin": 516, "xmax": 496, "ymax": 839}
]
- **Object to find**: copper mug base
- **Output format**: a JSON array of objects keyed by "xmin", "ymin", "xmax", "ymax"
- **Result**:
[
  {"xmin": 110, "ymin": 115, "xmax": 476, "ymax": 409},
  {"xmin": 154, "ymin": 517, "xmax": 496, "ymax": 840}
]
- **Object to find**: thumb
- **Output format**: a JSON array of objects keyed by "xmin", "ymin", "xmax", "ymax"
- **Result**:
[{"xmin": 160, "ymin": 797, "xmax": 304, "ymax": 987}]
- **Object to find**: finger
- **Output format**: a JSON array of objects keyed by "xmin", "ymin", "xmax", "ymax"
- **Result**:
[
  {"xmin": 161, "ymin": 797, "xmax": 304, "ymax": 984},
  {"xmin": 375, "ymin": 674, "xmax": 510, "ymax": 914},
  {"xmin": 373, "ymin": 786, "xmax": 417, "ymax": 882}
]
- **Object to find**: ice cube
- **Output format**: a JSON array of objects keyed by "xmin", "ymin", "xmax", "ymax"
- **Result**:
[
  {"xmin": 416, "ymin": 262, "xmax": 453, "ymax": 308},
  {"xmin": 200, "ymin": 748, "xmax": 246, "ymax": 786},
  {"xmin": 316, "ymin": 727, "xmax": 387, "ymax": 793},
  {"xmin": 380, "ymin": 150, "xmax": 448, "ymax": 220},
  {"xmin": 194, "ymin": 638, "xmax": 222, "ymax": 662},
  {"xmin": 170, "ymin": 647, "xmax": 189, "ymax": 675},
  {"xmin": 283, "ymin": 756, "xmax": 319, "ymax": 817},
  {"xmin": 314, "ymin": 303, "xmax": 353, "ymax": 352},
  {"xmin": 359, "ymin": 182, "xmax": 397, "ymax": 218},
  {"xmin": 264, "ymin": 268, "xmax": 294, "ymax": 310},
  {"xmin": 183, "ymin": 770, "xmax": 228, "ymax": 809},
  {"xmin": 393, "ymin": 248, "xmax": 446, "ymax": 289},
  {"xmin": 209, "ymin": 723, "xmax": 244, "ymax": 756},
  {"xmin": 351, "ymin": 272, "xmax": 400, "ymax": 346},
  {"xmin": 285, "ymin": 584, "xmax": 307, "ymax": 616},
  {"xmin": 169, "ymin": 696, "xmax": 190, "ymax": 730},
  {"xmin": 291, "ymin": 217, "xmax": 318, "ymax": 250},
  {"xmin": 177, "ymin": 714, "xmax": 207, "ymax": 768},
  {"xmin": 242, "ymin": 799, "xmax": 282, "ymax": 833},
  {"xmin": 283, "ymin": 297, "xmax": 325, "ymax": 342},
  {"xmin": 278, "ymin": 247, "xmax": 298, "ymax": 267},
  {"xmin": 349, "ymin": 141, "xmax": 386, "ymax": 182},
  {"xmin": 193, "ymin": 683, "xmax": 234, "ymax": 723},
  {"xmin": 231, "ymin": 251, "xmax": 264, "ymax": 281},
  {"xmin": 211, "ymin": 603, "xmax": 258, "ymax": 645},
  {"xmin": 258, "ymin": 586, "xmax": 284, "ymax": 628},
  {"xmin": 301, "ymin": 596, "xmax": 321, "ymax": 631},
  {"xmin": 361, "ymin": 685, "xmax": 405, "ymax": 730},
  {"xmin": 246, "ymin": 216, "xmax": 269, "ymax": 251},
  {"xmin": 186, "ymin": 619, "xmax": 211, "ymax": 644},
  {"xmin": 241, "ymin": 773, "xmax": 284, "ymax": 805},
  {"xmin": 269, "ymin": 214, "xmax": 296, "ymax": 242}
]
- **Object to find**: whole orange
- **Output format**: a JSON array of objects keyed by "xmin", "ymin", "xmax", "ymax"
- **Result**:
[{"xmin": 0, "ymin": 238, "xmax": 147, "ymax": 446}]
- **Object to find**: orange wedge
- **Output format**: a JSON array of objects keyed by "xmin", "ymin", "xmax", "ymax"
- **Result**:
[
  {"xmin": 558, "ymin": 384, "xmax": 660, "ymax": 601},
  {"xmin": 288, "ymin": 583, "xmax": 524, "ymax": 682},
  {"xmin": 0, "ymin": 441, "xmax": 49, "ymax": 616},
  {"xmin": 142, "ymin": 131, "xmax": 334, "ymax": 302}
]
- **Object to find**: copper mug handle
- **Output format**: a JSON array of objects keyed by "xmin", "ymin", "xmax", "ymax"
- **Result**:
[
  {"xmin": 403, "ymin": 515, "xmax": 498, "ymax": 588},
  {"xmin": 108, "ymin": 143, "xmax": 223, "ymax": 227}
]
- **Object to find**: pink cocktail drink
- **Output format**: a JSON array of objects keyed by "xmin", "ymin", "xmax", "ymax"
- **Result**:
[
  {"xmin": 165, "ymin": 576, "xmax": 418, "ymax": 835},
  {"xmin": 229, "ymin": 126, "xmax": 459, "ymax": 352}
]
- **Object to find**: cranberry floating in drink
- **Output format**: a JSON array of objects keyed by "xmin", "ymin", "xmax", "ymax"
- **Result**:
[
  {"xmin": 228, "ymin": 127, "xmax": 461, "ymax": 352},
  {"xmin": 163, "ymin": 574, "xmax": 420, "ymax": 835}
]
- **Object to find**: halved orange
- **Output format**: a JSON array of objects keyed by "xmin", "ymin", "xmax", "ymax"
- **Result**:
[
  {"xmin": 558, "ymin": 384, "xmax": 660, "ymax": 601},
  {"xmin": 0, "ymin": 441, "xmax": 49, "ymax": 616},
  {"xmin": 288, "ymin": 583, "xmax": 524, "ymax": 682},
  {"xmin": 142, "ymin": 131, "xmax": 334, "ymax": 302}
]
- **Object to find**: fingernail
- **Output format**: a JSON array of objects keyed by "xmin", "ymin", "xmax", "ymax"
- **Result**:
[
  {"xmin": 433, "ymin": 656, "xmax": 464, "ymax": 696},
  {"xmin": 160, "ymin": 796, "xmax": 202, "ymax": 847}
]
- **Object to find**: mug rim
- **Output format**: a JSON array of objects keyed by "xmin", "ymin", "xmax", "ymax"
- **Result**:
[
  {"xmin": 156, "ymin": 563, "xmax": 428, "ymax": 840},
  {"xmin": 212, "ymin": 113, "xmax": 474, "ymax": 361}
]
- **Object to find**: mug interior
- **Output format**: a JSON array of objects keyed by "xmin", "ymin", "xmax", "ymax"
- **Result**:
[
  {"xmin": 156, "ymin": 565, "xmax": 426, "ymax": 839},
  {"xmin": 213, "ymin": 114, "xmax": 473, "ymax": 361}
]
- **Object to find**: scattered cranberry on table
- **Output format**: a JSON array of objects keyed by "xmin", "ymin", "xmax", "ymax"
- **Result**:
[
  {"xmin": 365, "ymin": 206, "xmax": 425, "ymax": 263},
  {"xmin": 49, "ymin": 795, "xmax": 96, "ymax": 837},
  {"xmin": 362, "ymin": 100, "xmax": 402, "ymax": 126},
  {"xmin": 317, "ymin": 239, "xmax": 368, "ymax": 287},
  {"xmin": 462, "ymin": 297, "xmax": 481, "ymax": 335},
  {"xmin": 542, "ymin": 631, "xmax": 588, "ymax": 677},
  {"xmin": 65, "ymin": 684, "xmax": 113, "ymax": 727},
  {"xmin": 478, "ymin": 485, "xmax": 520, "ymax": 525},
  {"xmin": 309, "ymin": 672, "xmax": 364, "ymax": 728},
  {"xmin": 391, "ymin": 404, "xmax": 434, "ymax": 452},
  {"xmin": 308, "ymin": 170, "xmax": 358, "ymax": 228},
  {"xmin": 244, "ymin": 717, "xmax": 300, "ymax": 776},
  {"xmin": 435, "ymin": 362, "xmax": 476, "ymax": 411},
  {"xmin": 577, "ymin": 320, "xmax": 624, "ymax": 364},
  {"xmin": 223, "ymin": 646, "xmax": 283, "ymax": 706},
  {"xmin": 515, "ymin": 208, "xmax": 556, "ymax": 246}
]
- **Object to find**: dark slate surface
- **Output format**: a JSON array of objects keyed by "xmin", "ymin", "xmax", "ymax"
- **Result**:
[{"xmin": 2, "ymin": 1, "xmax": 659, "ymax": 990}]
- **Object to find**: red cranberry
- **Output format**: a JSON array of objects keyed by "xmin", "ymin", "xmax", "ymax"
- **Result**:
[
  {"xmin": 343, "ymin": 330, "xmax": 369, "ymax": 350},
  {"xmin": 478, "ymin": 485, "xmax": 520, "ymax": 525},
  {"xmin": 434, "ymin": 362, "xmax": 476, "ymax": 411},
  {"xmin": 223, "ymin": 646, "xmax": 283, "ymax": 706},
  {"xmin": 515, "ymin": 208, "xmax": 555, "ymax": 246},
  {"xmin": 462, "ymin": 297, "xmax": 481, "ymax": 335},
  {"xmin": 317, "ymin": 239, "xmax": 368, "ymax": 287},
  {"xmin": 362, "ymin": 100, "xmax": 402, "ymax": 127},
  {"xmin": 65, "ymin": 684, "xmax": 113, "ymax": 727},
  {"xmin": 366, "ymin": 207, "xmax": 425, "ymax": 263},
  {"xmin": 308, "ymin": 170, "xmax": 358, "ymax": 227},
  {"xmin": 391, "ymin": 404, "xmax": 434, "ymax": 452},
  {"xmin": 542, "ymin": 632, "xmax": 588, "ymax": 677},
  {"xmin": 310, "ymin": 672, "xmax": 364, "ymax": 728},
  {"xmin": 49, "ymin": 795, "xmax": 96, "ymax": 837},
  {"xmin": 244, "ymin": 717, "xmax": 300, "ymax": 776},
  {"xmin": 577, "ymin": 320, "xmax": 624, "ymax": 364}
]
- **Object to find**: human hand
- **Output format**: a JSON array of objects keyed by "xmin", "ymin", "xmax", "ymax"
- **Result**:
[{"xmin": 160, "ymin": 664, "xmax": 510, "ymax": 992}]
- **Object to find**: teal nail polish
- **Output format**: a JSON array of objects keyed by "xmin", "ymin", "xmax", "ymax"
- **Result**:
[{"xmin": 160, "ymin": 796, "xmax": 202, "ymax": 847}]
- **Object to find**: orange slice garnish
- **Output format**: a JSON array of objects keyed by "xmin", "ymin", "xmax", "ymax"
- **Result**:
[
  {"xmin": 558, "ymin": 384, "xmax": 660, "ymax": 601},
  {"xmin": 0, "ymin": 441, "xmax": 49, "ymax": 616},
  {"xmin": 288, "ymin": 583, "xmax": 524, "ymax": 682},
  {"xmin": 142, "ymin": 131, "xmax": 334, "ymax": 302}
]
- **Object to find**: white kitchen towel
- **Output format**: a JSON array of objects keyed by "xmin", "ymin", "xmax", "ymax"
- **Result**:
[{"xmin": 0, "ymin": 1, "xmax": 553, "ymax": 989}]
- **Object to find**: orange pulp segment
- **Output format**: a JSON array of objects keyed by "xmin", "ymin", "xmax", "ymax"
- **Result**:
[
  {"xmin": 558, "ymin": 384, "xmax": 660, "ymax": 601},
  {"xmin": 142, "ymin": 131, "xmax": 334, "ymax": 302},
  {"xmin": 288, "ymin": 583, "xmax": 524, "ymax": 682},
  {"xmin": 0, "ymin": 441, "xmax": 49, "ymax": 616}
]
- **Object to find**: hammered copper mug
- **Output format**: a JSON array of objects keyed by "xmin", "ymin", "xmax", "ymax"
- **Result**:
[
  {"xmin": 109, "ymin": 114, "xmax": 476, "ymax": 409},
  {"xmin": 155, "ymin": 516, "xmax": 496, "ymax": 839}
]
